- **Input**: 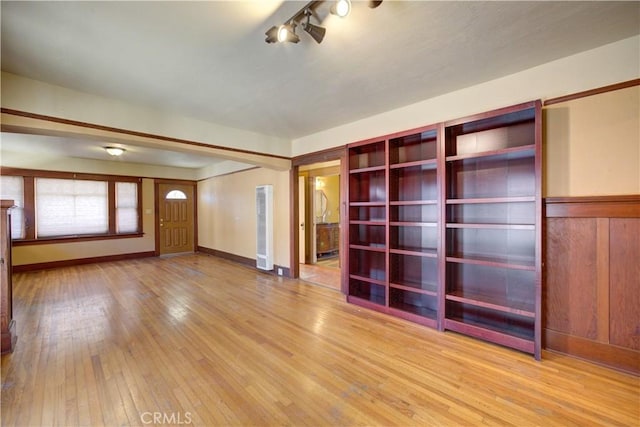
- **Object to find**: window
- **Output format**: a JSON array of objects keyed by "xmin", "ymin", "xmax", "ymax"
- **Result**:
[
  {"xmin": 0, "ymin": 175, "xmax": 25, "ymax": 239},
  {"xmin": 36, "ymin": 178, "xmax": 108, "ymax": 237},
  {"xmin": 0, "ymin": 169, "xmax": 142, "ymax": 242},
  {"xmin": 116, "ymin": 182, "xmax": 138, "ymax": 233},
  {"xmin": 166, "ymin": 190, "xmax": 187, "ymax": 200}
]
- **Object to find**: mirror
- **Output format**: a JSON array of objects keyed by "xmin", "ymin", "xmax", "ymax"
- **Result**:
[{"xmin": 315, "ymin": 189, "xmax": 328, "ymax": 223}]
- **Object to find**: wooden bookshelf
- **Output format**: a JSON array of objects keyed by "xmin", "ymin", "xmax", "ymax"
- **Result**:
[
  {"xmin": 345, "ymin": 101, "xmax": 541, "ymax": 358},
  {"xmin": 442, "ymin": 101, "xmax": 542, "ymax": 359},
  {"xmin": 347, "ymin": 127, "xmax": 440, "ymax": 328}
]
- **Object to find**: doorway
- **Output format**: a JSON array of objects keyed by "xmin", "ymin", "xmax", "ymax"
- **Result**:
[
  {"xmin": 298, "ymin": 161, "xmax": 342, "ymax": 291},
  {"xmin": 156, "ymin": 181, "xmax": 196, "ymax": 256}
]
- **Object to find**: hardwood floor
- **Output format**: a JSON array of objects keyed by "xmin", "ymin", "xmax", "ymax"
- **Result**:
[
  {"xmin": 299, "ymin": 262, "xmax": 341, "ymax": 291},
  {"xmin": 2, "ymin": 254, "xmax": 638, "ymax": 426}
]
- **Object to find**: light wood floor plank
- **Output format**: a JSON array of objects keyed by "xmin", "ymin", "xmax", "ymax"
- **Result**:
[{"xmin": 2, "ymin": 254, "xmax": 639, "ymax": 426}]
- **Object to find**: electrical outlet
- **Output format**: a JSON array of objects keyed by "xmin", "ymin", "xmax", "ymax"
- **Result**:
[{"xmin": 277, "ymin": 268, "xmax": 283, "ymax": 276}]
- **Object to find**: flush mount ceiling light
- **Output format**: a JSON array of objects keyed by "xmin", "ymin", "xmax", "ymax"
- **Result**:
[
  {"xmin": 265, "ymin": 0, "xmax": 382, "ymax": 45},
  {"xmin": 105, "ymin": 146, "xmax": 125, "ymax": 156}
]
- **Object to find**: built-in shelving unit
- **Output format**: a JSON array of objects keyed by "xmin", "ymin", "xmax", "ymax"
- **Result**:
[
  {"xmin": 345, "ymin": 101, "xmax": 542, "ymax": 358},
  {"xmin": 347, "ymin": 126, "xmax": 440, "ymax": 327},
  {"xmin": 442, "ymin": 101, "xmax": 542, "ymax": 359},
  {"xmin": 388, "ymin": 128, "xmax": 439, "ymax": 326},
  {"xmin": 347, "ymin": 140, "xmax": 388, "ymax": 307}
]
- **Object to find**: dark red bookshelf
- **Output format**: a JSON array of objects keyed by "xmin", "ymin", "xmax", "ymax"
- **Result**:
[
  {"xmin": 442, "ymin": 101, "xmax": 542, "ymax": 359},
  {"xmin": 347, "ymin": 126, "xmax": 441, "ymax": 328},
  {"xmin": 345, "ymin": 101, "xmax": 541, "ymax": 358}
]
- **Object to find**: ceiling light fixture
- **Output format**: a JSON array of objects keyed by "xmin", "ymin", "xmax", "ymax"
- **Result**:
[
  {"xmin": 265, "ymin": 0, "xmax": 381, "ymax": 45},
  {"xmin": 265, "ymin": 25, "xmax": 279, "ymax": 43},
  {"xmin": 302, "ymin": 10, "xmax": 326, "ymax": 44},
  {"xmin": 330, "ymin": 0, "xmax": 351, "ymax": 18},
  {"xmin": 277, "ymin": 23, "xmax": 300, "ymax": 43},
  {"xmin": 105, "ymin": 146, "xmax": 125, "ymax": 156}
]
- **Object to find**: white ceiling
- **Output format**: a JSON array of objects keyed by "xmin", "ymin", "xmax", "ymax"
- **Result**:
[
  {"xmin": 0, "ymin": 132, "xmax": 221, "ymax": 169},
  {"xmin": 1, "ymin": 1, "xmax": 639, "ymax": 168}
]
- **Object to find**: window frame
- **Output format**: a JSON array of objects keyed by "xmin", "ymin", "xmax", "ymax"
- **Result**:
[
  {"xmin": 1, "ymin": 167, "xmax": 143, "ymax": 245},
  {"xmin": 115, "ymin": 181, "xmax": 140, "ymax": 234},
  {"xmin": 0, "ymin": 175, "xmax": 26, "ymax": 239}
]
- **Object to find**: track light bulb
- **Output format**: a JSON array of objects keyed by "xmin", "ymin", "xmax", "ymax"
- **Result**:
[
  {"xmin": 331, "ymin": 0, "xmax": 351, "ymax": 18},
  {"xmin": 277, "ymin": 24, "xmax": 300, "ymax": 43},
  {"xmin": 277, "ymin": 25, "xmax": 288, "ymax": 42}
]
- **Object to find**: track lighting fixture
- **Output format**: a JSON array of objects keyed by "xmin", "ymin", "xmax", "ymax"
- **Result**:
[
  {"xmin": 302, "ymin": 21, "xmax": 326, "ymax": 44},
  {"xmin": 277, "ymin": 23, "xmax": 300, "ymax": 43},
  {"xmin": 330, "ymin": 0, "xmax": 351, "ymax": 18},
  {"xmin": 302, "ymin": 10, "xmax": 326, "ymax": 44},
  {"xmin": 265, "ymin": 25, "xmax": 279, "ymax": 43},
  {"xmin": 266, "ymin": 22, "xmax": 300, "ymax": 44},
  {"xmin": 265, "ymin": 0, "xmax": 381, "ymax": 45}
]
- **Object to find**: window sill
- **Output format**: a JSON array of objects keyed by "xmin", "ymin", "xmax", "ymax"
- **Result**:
[{"xmin": 13, "ymin": 232, "xmax": 144, "ymax": 246}]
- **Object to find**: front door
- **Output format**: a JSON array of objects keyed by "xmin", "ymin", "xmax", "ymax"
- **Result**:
[{"xmin": 158, "ymin": 183, "xmax": 195, "ymax": 255}]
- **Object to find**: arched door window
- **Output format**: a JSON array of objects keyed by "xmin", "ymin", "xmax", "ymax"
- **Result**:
[{"xmin": 166, "ymin": 190, "xmax": 187, "ymax": 200}]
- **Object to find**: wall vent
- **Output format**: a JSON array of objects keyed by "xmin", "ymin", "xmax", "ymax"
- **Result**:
[{"xmin": 256, "ymin": 185, "xmax": 274, "ymax": 271}]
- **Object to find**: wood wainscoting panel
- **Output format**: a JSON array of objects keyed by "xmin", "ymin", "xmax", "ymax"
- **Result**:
[
  {"xmin": 545, "ymin": 329, "xmax": 640, "ymax": 374},
  {"xmin": 609, "ymin": 218, "xmax": 640, "ymax": 351},
  {"xmin": 544, "ymin": 195, "xmax": 640, "ymax": 374},
  {"xmin": 544, "ymin": 217, "xmax": 598, "ymax": 339}
]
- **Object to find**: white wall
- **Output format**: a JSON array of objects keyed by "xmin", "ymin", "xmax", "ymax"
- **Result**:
[
  {"xmin": 0, "ymin": 97, "xmax": 291, "ymax": 174},
  {"xmin": 1, "ymin": 71, "xmax": 291, "ymax": 158},
  {"xmin": 292, "ymin": 36, "xmax": 640, "ymax": 156},
  {"xmin": 198, "ymin": 167, "xmax": 290, "ymax": 269}
]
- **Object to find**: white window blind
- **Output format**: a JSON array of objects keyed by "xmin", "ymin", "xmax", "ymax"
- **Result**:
[
  {"xmin": 116, "ymin": 182, "xmax": 139, "ymax": 233},
  {"xmin": 0, "ymin": 176, "xmax": 25, "ymax": 239},
  {"xmin": 36, "ymin": 178, "xmax": 108, "ymax": 237}
]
